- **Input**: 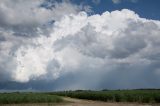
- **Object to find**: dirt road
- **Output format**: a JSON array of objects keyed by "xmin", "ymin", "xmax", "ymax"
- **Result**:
[
  {"xmin": 61, "ymin": 97, "xmax": 157, "ymax": 106},
  {"xmin": 1, "ymin": 97, "xmax": 159, "ymax": 106}
]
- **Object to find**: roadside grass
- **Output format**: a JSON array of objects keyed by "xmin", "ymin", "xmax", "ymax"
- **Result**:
[{"xmin": 0, "ymin": 92, "xmax": 63, "ymax": 104}]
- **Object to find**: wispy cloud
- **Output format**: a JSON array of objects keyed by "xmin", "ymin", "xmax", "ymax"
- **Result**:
[
  {"xmin": 112, "ymin": 0, "xmax": 138, "ymax": 4},
  {"xmin": 92, "ymin": 0, "xmax": 101, "ymax": 5},
  {"xmin": 112, "ymin": 0, "xmax": 121, "ymax": 4}
]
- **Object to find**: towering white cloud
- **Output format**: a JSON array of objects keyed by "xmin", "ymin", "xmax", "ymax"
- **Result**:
[
  {"xmin": 0, "ymin": 1, "xmax": 160, "ymax": 90},
  {"xmin": 0, "ymin": 0, "xmax": 89, "ymax": 82}
]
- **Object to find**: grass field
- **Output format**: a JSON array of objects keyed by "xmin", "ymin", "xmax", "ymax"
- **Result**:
[
  {"xmin": 1, "ymin": 89, "xmax": 160, "ymax": 104},
  {"xmin": 51, "ymin": 89, "xmax": 160, "ymax": 103},
  {"xmin": 0, "ymin": 92, "xmax": 63, "ymax": 104}
]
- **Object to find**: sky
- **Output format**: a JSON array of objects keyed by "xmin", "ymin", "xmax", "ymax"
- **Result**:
[
  {"xmin": 72, "ymin": 0, "xmax": 160, "ymax": 20},
  {"xmin": 0, "ymin": 0, "xmax": 160, "ymax": 91}
]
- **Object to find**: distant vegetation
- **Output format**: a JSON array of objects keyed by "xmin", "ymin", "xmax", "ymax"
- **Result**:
[
  {"xmin": 51, "ymin": 89, "xmax": 160, "ymax": 103},
  {"xmin": 0, "ymin": 92, "xmax": 63, "ymax": 104}
]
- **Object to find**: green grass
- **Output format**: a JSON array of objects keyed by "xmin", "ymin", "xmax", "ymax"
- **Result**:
[
  {"xmin": 0, "ymin": 92, "xmax": 63, "ymax": 104},
  {"xmin": 1, "ymin": 90, "xmax": 160, "ymax": 104},
  {"xmin": 51, "ymin": 89, "xmax": 160, "ymax": 103}
]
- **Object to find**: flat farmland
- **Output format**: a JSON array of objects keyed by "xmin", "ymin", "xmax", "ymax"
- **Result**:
[{"xmin": 1, "ymin": 90, "xmax": 160, "ymax": 106}]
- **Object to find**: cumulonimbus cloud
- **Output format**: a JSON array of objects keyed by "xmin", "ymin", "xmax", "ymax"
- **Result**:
[{"xmin": 0, "ymin": 1, "xmax": 160, "ymax": 90}]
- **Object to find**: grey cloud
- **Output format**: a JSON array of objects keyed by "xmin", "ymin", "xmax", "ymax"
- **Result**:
[
  {"xmin": 0, "ymin": 36, "xmax": 5, "ymax": 42},
  {"xmin": 53, "ymin": 24, "xmax": 108, "ymax": 58}
]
